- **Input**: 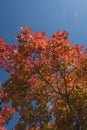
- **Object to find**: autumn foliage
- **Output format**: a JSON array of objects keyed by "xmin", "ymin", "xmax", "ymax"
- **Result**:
[{"xmin": 0, "ymin": 26, "xmax": 87, "ymax": 130}]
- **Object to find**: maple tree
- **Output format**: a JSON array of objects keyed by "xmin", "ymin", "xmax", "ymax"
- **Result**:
[
  {"xmin": 0, "ymin": 38, "xmax": 15, "ymax": 130},
  {"xmin": 0, "ymin": 26, "xmax": 87, "ymax": 130}
]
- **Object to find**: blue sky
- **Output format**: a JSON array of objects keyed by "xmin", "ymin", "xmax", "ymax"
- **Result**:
[
  {"xmin": 0, "ymin": 0, "xmax": 87, "ymax": 129},
  {"xmin": 0, "ymin": 0, "xmax": 87, "ymax": 46}
]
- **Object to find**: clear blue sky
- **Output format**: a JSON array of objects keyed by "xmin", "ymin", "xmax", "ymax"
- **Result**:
[{"xmin": 0, "ymin": 0, "xmax": 87, "ymax": 129}]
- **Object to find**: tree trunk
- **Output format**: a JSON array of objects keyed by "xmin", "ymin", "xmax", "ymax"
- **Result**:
[{"xmin": 74, "ymin": 120, "xmax": 85, "ymax": 130}]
